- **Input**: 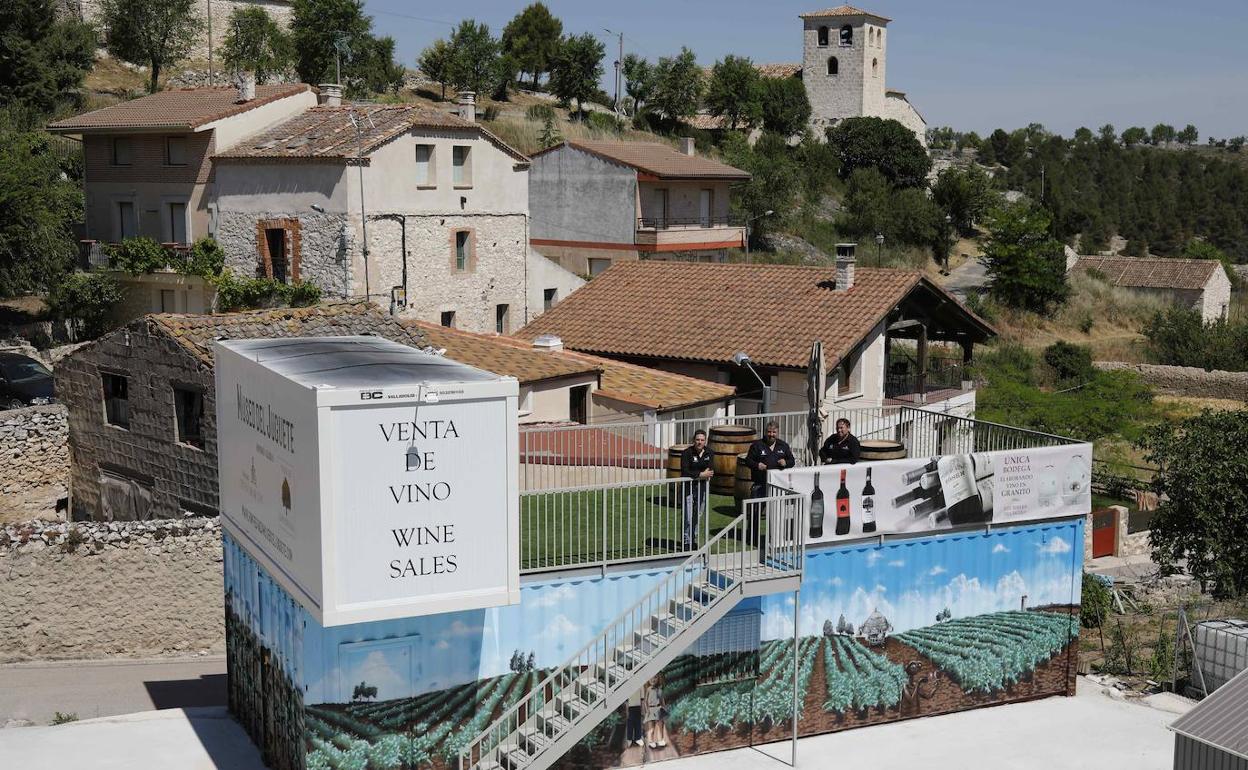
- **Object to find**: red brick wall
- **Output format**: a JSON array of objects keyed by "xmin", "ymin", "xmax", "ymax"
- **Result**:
[{"xmin": 84, "ymin": 131, "xmax": 214, "ymax": 185}]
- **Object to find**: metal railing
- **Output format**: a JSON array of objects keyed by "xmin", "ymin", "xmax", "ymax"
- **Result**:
[
  {"xmin": 636, "ymin": 215, "xmax": 745, "ymax": 230},
  {"xmin": 460, "ymin": 495, "xmax": 803, "ymax": 770},
  {"xmin": 520, "ymin": 477, "xmax": 711, "ymax": 573},
  {"xmin": 885, "ymin": 364, "xmax": 967, "ymax": 399},
  {"xmin": 79, "ymin": 240, "xmax": 194, "ymax": 271}
]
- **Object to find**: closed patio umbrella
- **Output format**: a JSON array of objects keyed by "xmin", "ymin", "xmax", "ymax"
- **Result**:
[{"xmin": 806, "ymin": 341, "xmax": 827, "ymax": 465}]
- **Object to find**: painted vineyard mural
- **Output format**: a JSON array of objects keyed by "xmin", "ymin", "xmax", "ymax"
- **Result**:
[{"xmin": 224, "ymin": 519, "xmax": 1083, "ymax": 770}]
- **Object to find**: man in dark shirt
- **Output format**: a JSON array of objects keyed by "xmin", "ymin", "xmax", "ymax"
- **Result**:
[
  {"xmin": 820, "ymin": 418, "xmax": 861, "ymax": 465},
  {"xmin": 745, "ymin": 422, "xmax": 796, "ymax": 548},
  {"xmin": 680, "ymin": 430, "xmax": 714, "ymax": 549}
]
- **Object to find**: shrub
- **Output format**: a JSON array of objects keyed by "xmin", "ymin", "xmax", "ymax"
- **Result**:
[
  {"xmin": 963, "ymin": 291, "xmax": 997, "ymax": 323},
  {"xmin": 1042, "ymin": 340, "xmax": 1093, "ymax": 382},
  {"xmin": 108, "ymin": 237, "xmax": 171, "ymax": 274},
  {"xmin": 181, "ymin": 237, "xmax": 225, "ymax": 278},
  {"xmin": 1142, "ymin": 307, "xmax": 1248, "ymax": 372},
  {"xmin": 525, "ymin": 103, "xmax": 556, "ymax": 122},
  {"xmin": 585, "ymin": 110, "xmax": 621, "ymax": 134},
  {"xmin": 46, "ymin": 272, "xmax": 123, "ymax": 339},
  {"xmin": 480, "ymin": 104, "xmax": 500, "ymax": 122},
  {"xmin": 212, "ymin": 270, "xmax": 321, "ymax": 312},
  {"xmin": 1080, "ymin": 572, "xmax": 1112, "ymax": 628}
]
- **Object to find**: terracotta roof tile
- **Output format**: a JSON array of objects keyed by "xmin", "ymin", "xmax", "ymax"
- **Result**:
[
  {"xmin": 518, "ymin": 261, "xmax": 974, "ymax": 370},
  {"xmin": 147, "ymin": 301, "xmax": 428, "ymax": 366},
  {"xmin": 800, "ymin": 5, "xmax": 891, "ymax": 21},
  {"xmin": 1071, "ymin": 255, "xmax": 1222, "ymax": 291},
  {"xmin": 756, "ymin": 63, "xmax": 803, "ymax": 79},
  {"xmin": 214, "ymin": 104, "xmax": 529, "ymax": 163},
  {"xmin": 410, "ymin": 321, "xmax": 733, "ymax": 411},
  {"xmin": 47, "ymin": 84, "xmax": 312, "ymax": 132},
  {"xmin": 533, "ymin": 140, "xmax": 749, "ymax": 180}
]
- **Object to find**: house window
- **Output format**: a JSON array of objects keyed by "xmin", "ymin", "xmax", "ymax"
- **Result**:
[
  {"xmin": 256, "ymin": 219, "xmax": 300, "ymax": 283},
  {"xmin": 588, "ymin": 258, "xmax": 611, "ymax": 277},
  {"xmin": 112, "ymin": 137, "xmax": 133, "ymax": 166},
  {"xmin": 165, "ymin": 136, "xmax": 187, "ymax": 166},
  {"xmin": 173, "ymin": 386, "xmax": 204, "ymax": 448},
  {"xmin": 168, "ymin": 201, "xmax": 188, "ymax": 244},
  {"xmin": 543, "ymin": 288, "xmax": 557, "ymax": 311},
  {"xmin": 827, "ymin": 57, "xmax": 839, "ymax": 76},
  {"xmin": 160, "ymin": 289, "xmax": 176, "ymax": 312},
  {"xmin": 699, "ymin": 189, "xmax": 714, "ymax": 227},
  {"xmin": 102, "ymin": 372, "xmax": 129, "ymax": 429},
  {"xmin": 415, "ymin": 144, "xmax": 435, "ymax": 186},
  {"xmin": 838, "ymin": 350, "xmax": 863, "ymax": 398},
  {"xmin": 840, "ymin": 24, "xmax": 853, "ymax": 46},
  {"xmin": 452, "ymin": 146, "xmax": 471, "ymax": 186},
  {"xmin": 817, "ymin": 26, "xmax": 829, "ymax": 46},
  {"xmin": 569, "ymin": 384, "xmax": 589, "ymax": 424},
  {"xmin": 453, "ymin": 230, "xmax": 472, "ymax": 271},
  {"xmin": 654, "ymin": 188, "xmax": 669, "ymax": 228},
  {"xmin": 440, "ymin": 310, "xmax": 455, "ymax": 328},
  {"xmin": 495, "ymin": 304, "xmax": 510, "ymax": 334},
  {"xmin": 117, "ymin": 201, "xmax": 137, "ymax": 239},
  {"xmin": 265, "ymin": 228, "xmax": 288, "ymax": 283},
  {"xmin": 872, "ymin": 58, "xmax": 879, "ymax": 77}
]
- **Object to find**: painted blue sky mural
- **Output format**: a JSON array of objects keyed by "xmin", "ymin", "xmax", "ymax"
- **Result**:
[{"xmin": 301, "ymin": 520, "xmax": 1082, "ymax": 704}]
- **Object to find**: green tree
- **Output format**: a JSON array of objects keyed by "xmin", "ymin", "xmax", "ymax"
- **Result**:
[
  {"xmin": 548, "ymin": 33, "xmax": 604, "ymax": 119},
  {"xmin": 1142, "ymin": 409, "xmax": 1248, "ymax": 597},
  {"xmin": 0, "ymin": 125, "xmax": 83, "ymax": 295},
  {"xmin": 46, "ymin": 272, "xmax": 122, "ymax": 339},
  {"xmin": 759, "ymin": 76, "xmax": 810, "ymax": 136},
  {"xmin": 621, "ymin": 53, "xmax": 654, "ymax": 114},
  {"xmin": 290, "ymin": 0, "xmax": 401, "ymax": 96},
  {"xmin": 100, "ymin": 0, "xmax": 203, "ymax": 93},
  {"xmin": 1150, "ymin": 123, "xmax": 1176, "ymax": 146},
  {"xmin": 721, "ymin": 132, "xmax": 798, "ymax": 247},
  {"xmin": 840, "ymin": 167, "xmax": 892, "ymax": 239},
  {"xmin": 980, "ymin": 202, "xmax": 1069, "ymax": 313},
  {"xmin": 931, "ymin": 165, "xmax": 998, "ymax": 236},
  {"xmin": 448, "ymin": 20, "xmax": 501, "ymax": 96},
  {"xmin": 0, "ymin": 0, "xmax": 96, "ymax": 123},
  {"xmin": 705, "ymin": 55, "xmax": 762, "ymax": 130},
  {"xmin": 1177, "ymin": 124, "xmax": 1199, "ymax": 146},
  {"xmin": 650, "ymin": 47, "xmax": 703, "ymax": 125},
  {"xmin": 417, "ymin": 39, "xmax": 454, "ymax": 100},
  {"xmin": 826, "ymin": 117, "xmax": 930, "ymax": 188},
  {"xmin": 537, "ymin": 114, "xmax": 560, "ymax": 148},
  {"xmin": 221, "ymin": 7, "xmax": 292, "ymax": 83},
  {"xmin": 501, "ymin": 3, "xmax": 562, "ymax": 90},
  {"xmin": 1121, "ymin": 126, "xmax": 1148, "ymax": 147}
]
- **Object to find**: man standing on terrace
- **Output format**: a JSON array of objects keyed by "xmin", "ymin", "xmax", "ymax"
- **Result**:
[
  {"xmin": 746, "ymin": 422, "xmax": 796, "ymax": 545},
  {"xmin": 680, "ymin": 430, "xmax": 714, "ymax": 550}
]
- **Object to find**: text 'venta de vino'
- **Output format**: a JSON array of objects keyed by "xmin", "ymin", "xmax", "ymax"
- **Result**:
[{"xmin": 835, "ymin": 468, "xmax": 851, "ymax": 535}]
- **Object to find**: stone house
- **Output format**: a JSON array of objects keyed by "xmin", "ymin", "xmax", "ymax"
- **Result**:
[
  {"xmin": 410, "ymin": 321, "xmax": 735, "ymax": 425},
  {"xmin": 212, "ymin": 96, "xmax": 573, "ymax": 333},
  {"xmin": 1070, "ymin": 255, "xmax": 1233, "ymax": 323},
  {"xmin": 518, "ymin": 256, "xmax": 996, "ymax": 417},
  {"xmin": 528, "ymin": 139, "xmax": 750, "ymax": 276},
  {"xmin": 55, "ymin": 302, "xmax": 428, "ymax": 521}
]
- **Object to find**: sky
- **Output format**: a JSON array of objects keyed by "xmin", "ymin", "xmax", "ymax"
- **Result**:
[{"xmin": 362, "ymin": 0, "xmax": 1248, "ymax": 139}]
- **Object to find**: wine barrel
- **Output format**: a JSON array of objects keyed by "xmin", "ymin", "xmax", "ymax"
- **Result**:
[
  {"xmin": 859, "ymin": 439, "xmax": 906, "ymax": 461},
  {"xmin": 734, "ymin": 453, "xmax": 754, "ymax": 504},
  {"xmin": 710, "ymin": 425, "xmax": 756, "ymax": 495},
  {"xmin": 666, "ymin": 444, "xmax": 689, "ymax": 480}
]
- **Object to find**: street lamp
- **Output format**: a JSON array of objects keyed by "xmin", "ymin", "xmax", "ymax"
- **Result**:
[
  {"xmin": 745, "ymin": 210, "xmax": 775, "ymax": 262},
  {"xmin": 941, "ymin": 214, "xmax": 953, "ymax": 275},
  {"xmin": 874, "ymin": 233, "xmax": 884, "ymax": 267},
  {"xmin": 733, "ymin": 351, "xmax": 771, "ymax": 414}
]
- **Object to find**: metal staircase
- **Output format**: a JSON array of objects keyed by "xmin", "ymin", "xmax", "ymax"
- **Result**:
[{"xmin": 459, "ymin": 493, "xmax": 806, "ymax": 770}]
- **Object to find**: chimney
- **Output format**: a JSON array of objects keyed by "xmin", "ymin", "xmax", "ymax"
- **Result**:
[
  {"xmin": 235, "ymin": 71, "xmax": 256, "ymax": 102},
  {"xmin": 532, "ymin": 334, "xmax": 564, "ymax": 353},
  {"xmin": 835, "ymin": 243, "xmax": 856, "ymax": 291},
  {"xmin": 680, "ymin": 137, "xmax": 696, "ymax": 156},
  {"xmin": 317, "ymin": 83, "xmax": 342, "ymax": 107},
  {"xmin": 457, "ymin": 91, "xmax": 476, "ymax": 123}
]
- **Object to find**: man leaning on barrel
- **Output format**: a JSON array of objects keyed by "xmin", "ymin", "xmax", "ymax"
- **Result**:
[
  {"xmin": 819, "ymin": 417, "xmax": 861, "ymax": 465},
  {"xmin": 680, "ymin": 429, "xmax": 714, "ymax": 550},
  {"xmin": 746, "ymin": 422, "xmax": 796, "ymax": 549}
]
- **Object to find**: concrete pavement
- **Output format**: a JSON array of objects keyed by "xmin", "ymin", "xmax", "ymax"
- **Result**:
[
  {"xmin": 942, "ymin": 254, "xmax": 988, "ymax": 300},
  {"xmin": 0, "ymin": 677, "xmax": 1190, "ymax": 769},
  {"xmin": 0, "ymin": 656, "xmax": 225, "ymax": 725}
]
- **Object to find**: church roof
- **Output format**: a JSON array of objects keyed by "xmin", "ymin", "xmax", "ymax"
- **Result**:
[{"xmin": 800, "ymin": 5, "xmax": 891, "ymax": 22}]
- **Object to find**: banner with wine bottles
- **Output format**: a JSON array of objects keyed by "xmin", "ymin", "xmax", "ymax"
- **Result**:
[{"xmin": 772, "ymin": 443, "xmax": 1093, "ymax": 544}]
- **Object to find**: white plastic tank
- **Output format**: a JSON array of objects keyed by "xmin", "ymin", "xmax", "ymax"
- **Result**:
[{"xmin": 1192, "ymin": 618, "xmax": 1248, "ymax": 692}]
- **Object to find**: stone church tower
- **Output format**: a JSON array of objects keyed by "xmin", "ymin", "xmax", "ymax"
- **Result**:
[{"xmin": 799, "ymin": 5, "xmax": 926, "ymax": 146}]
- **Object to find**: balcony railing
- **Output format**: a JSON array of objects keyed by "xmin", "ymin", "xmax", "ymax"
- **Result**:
[
  {"xmin": 885, "ymin": 361, "xmax": 968, "ymax": 400},
  {"xmin": 78, "ymin": 240, "xmax": 193, "ymax": 271},
  {"xmin": 636, "ymin": 215, "xmax": 745, "ymax": 230}
]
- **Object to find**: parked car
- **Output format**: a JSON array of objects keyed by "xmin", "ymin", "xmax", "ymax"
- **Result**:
[{"xmin": 0, "ymin": 352, "xmax": 54, "ymax": 409}]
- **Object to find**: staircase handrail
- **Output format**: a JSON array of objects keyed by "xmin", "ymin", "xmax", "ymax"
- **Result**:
[{"xmin": 459, "ymin": 507, "xmax": 774, "ymax": 769}]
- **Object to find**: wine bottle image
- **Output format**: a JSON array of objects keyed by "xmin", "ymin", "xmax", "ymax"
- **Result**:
[
  {"xmin": 861, "ymin": 467, "xmax": 876, "ymax": 533},
  {"xmin": 809, "ymin": 472, "xmax": 825, "ymax": 538},
  {"xmin": 891, "ymin": 483, "xmax": 939, "ymax": 508},
  {"xmin": 938, "ymin": 454, "xmax": 990, "ymax": 525},
  {"xmin": 835, "ymin": 468, "xmax": 851, "ymax": 535},
  {"xmin": 901, "ymin": 459, "xmax": 939, "ymax": 485}
]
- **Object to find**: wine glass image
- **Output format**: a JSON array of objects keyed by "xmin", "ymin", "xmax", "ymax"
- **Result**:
[
  {"xmin": 1038, "ymin": 464, "xmax": 1058, "ymax": 507},
  {"xmin": 1061, "ymin": 454, "xmax": 1091, "ymax": 504}
]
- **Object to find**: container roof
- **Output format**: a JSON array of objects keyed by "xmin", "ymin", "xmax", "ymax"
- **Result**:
[
  {"xmin": 218, "ymin": 336, "xmax": 502, "ymax": 389},
  {"xmin": 1171, "ymin": 664, "xmax": 1248, "ymax": 760}
]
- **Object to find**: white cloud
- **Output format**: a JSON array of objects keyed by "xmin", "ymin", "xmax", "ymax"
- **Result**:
[
  {"xmin": 347, "ymin": 650, "xmax": 408, "ymax": 700},
  {"xmin": 866, "ymin": 551, "xmax": 884, "ymax": 566},
  {"xmin": 828, "ymin": 576, "xmax": 844, "ymax": 586},
  {"xmin": 539, "ymin": 614, "xmax": 581, "ymax": 641},
  {"xmin": 929, "ymin": 565, "xmax": 947, "ymax": 576},
  {"xmin": 1037, "ymin": 536, "xmax": 1072, "ymax": 555},
  {"xmin": 992, "ymin": 543, "xmax": 1010, "ymax": 554},
  {"xmin": 527, "ymin": 584, "xmax": 576, "ymax": 609},
  {"xmin": 888, "ymin": 560, "xmax": 906, "ymax": 568},
  {"xmin": 435, "ymin": 640, "xmax": 450, "ymax": 650},
  {"xmin": 448, "ymin": 619, "xmax": 483, "ymax": 637}
]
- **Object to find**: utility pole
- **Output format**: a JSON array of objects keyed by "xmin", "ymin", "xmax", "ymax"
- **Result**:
[
  {"xmin": 349, "ymin": 109, "xmax": 373, "ymax": 301},
  {"xmin": 206, "ymin": 0, "xmax": 214, "ymax": 86},
  {"xmin": 604, "ymin": 29, "xmax": 624, "ymax": 116}
]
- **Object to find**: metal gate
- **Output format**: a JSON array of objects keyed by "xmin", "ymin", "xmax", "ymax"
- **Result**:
[{"xmin": 1091, "ymin": 508, "xmax": 1117, "ymax": 558}]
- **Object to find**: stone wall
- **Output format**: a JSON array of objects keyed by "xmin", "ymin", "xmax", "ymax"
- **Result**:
[
  {"xmin": 216, "ymin": 209, "xmax": 351, "ymax": 299},
  {"xmin": 0, "ymin": 405, "xmax": 69, "ymax": 523},
  {"xmin": 1095, "ymin": 361, "xmax": 1248, "ymax": 401},
  {"xmin": 0, "ymin": 518, "xmax": 224, "ymax": 661}
]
